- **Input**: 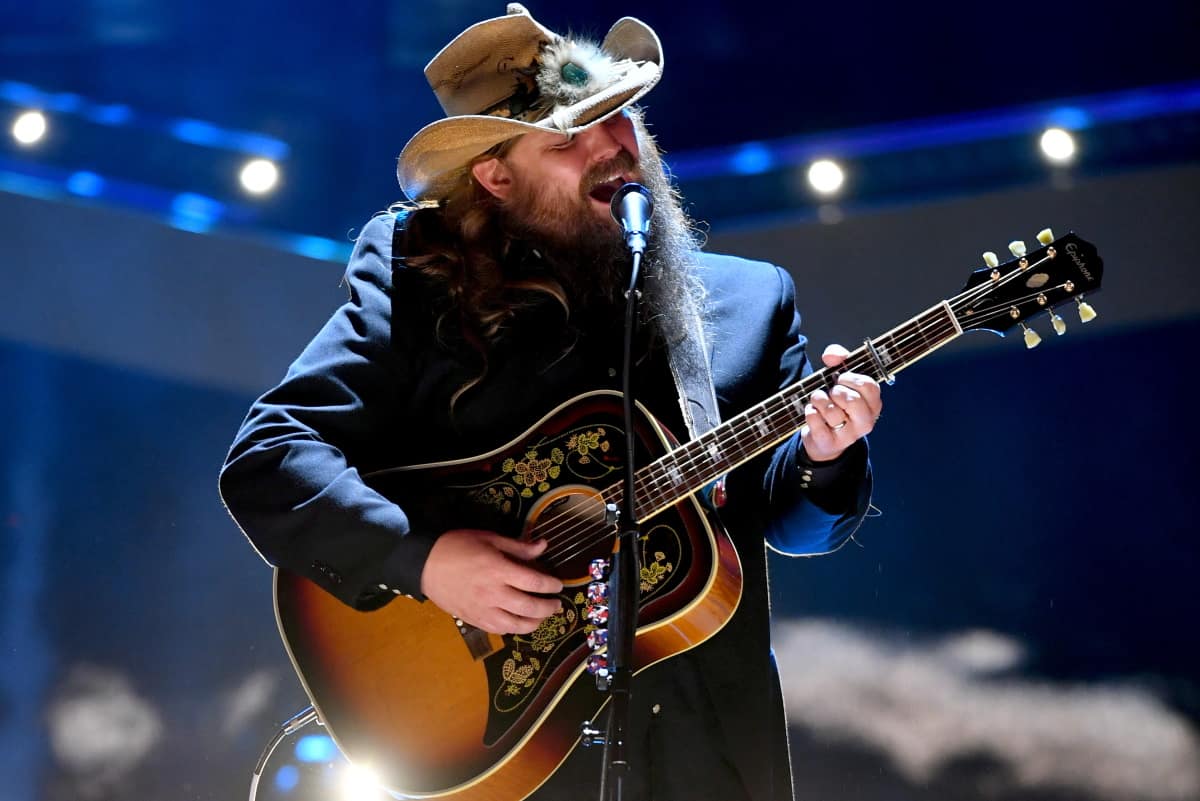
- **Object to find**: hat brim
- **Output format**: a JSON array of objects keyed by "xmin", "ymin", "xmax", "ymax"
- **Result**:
[{"xmin": 397, "ymin": 16, "xmax": 662, "ymax": 202}]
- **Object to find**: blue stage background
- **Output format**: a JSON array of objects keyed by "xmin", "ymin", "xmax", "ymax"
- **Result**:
[
  {"xmin": 2, "ymin": 312, "xmax": 1196, "ymax": 800},
  {"xmin": 2, "ymin": 0, "xmax": 1198, "ymax": 798}
]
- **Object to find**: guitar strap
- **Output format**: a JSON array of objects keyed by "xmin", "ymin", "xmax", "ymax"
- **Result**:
[
  {"xmin": 664, "ymin": 283, "xmax": 720, "ymax": 440},
  {"xmin": 663, "ymin": 267, "xmax": 729, "ymax": 508}
]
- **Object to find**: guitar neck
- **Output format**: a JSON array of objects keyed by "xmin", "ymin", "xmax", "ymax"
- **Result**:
[{"xmin": 620, "ymin": 300, "xmax": 964, "ymax": 521}]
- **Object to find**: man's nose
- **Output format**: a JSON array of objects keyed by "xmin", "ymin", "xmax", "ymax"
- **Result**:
[{"xmin": 577, "ymin": 120, "xmax": 622, "ymax": 163}]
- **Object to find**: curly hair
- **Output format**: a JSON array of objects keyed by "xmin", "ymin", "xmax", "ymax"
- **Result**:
[
  {"xmin": 390, "ymin": 111, "xmax": 706, "ymax": 412},
  {"xmin": 391, "ymin": 143, "xmax": 569, "ymax": 409}
]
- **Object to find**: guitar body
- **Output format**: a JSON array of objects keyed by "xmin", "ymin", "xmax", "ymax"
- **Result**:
[
  {"xmin": 274, "ymin": 390, "xmax": 743, "ymax": 800},
  {"xmin": 270, "ymin": 230, "xmax": 1105, "ymax": 800}
]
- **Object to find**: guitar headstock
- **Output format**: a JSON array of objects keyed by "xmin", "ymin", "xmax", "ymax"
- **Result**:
[{"xmin": 955, "ymin": 229, "xmax": 1104, "ymax": 347}]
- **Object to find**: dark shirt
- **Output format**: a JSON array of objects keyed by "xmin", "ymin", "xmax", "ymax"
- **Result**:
[{"xmin": 219, "ymin": 212, "xmax": 873, "ymax": 801}]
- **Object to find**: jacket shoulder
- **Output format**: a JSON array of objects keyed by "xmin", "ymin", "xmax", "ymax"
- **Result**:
[
  {"xmin": 693, "ymin": 250, "xmax": 791, "ymax": 301},
  {"xmin": 353, "ymin": 211, "xmax": 406, "ymax": 261}
]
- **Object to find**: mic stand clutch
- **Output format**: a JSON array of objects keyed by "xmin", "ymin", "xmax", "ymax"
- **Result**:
[
  {"xmin": 246, "ymin": 705, "xmax": 319, "ymax": 801},
  {"xmin": 591, "ymin": 183, "xmax": 654, "ymax": 801}
]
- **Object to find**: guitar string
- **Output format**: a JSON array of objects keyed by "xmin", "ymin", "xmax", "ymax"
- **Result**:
[
  {"xmin": 535, "ymin": 335, "xmax": 935, "ymax": 566},
  {"xmin": 535, "ymin": 264, "xmax": 1069, "ymax": 566},
  {"xmin": 536, "ymin": 283, "xmax": 991, "ymax": 563},
  {"xmin": 536, "ymin": 343, "xmax": 921, "ymax": 567},
  {"xmin": 537, "ymin": 331, "xmax": 938, "ymax": 566},
  {"xmin": 536, "ymin": 290, "xmax": 1016, "ymax": 566},
  {"xmin": 536, "ymin": 290, "xmax": 1012, "ymax": 566}
]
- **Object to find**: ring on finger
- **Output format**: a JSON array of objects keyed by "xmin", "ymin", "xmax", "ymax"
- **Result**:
[{"xmin": 831, "ymin": 421, "xmax": 847, "ymax": 431}]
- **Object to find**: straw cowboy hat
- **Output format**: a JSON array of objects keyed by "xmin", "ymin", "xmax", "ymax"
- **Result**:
[{"xmin": 396, "ymin": 3, "xmax": 663, "ymax": 202}]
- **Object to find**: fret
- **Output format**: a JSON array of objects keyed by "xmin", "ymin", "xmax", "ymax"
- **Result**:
[
  {"xmin": 911, "ymin": 317, "xmax": 935, "ymax": 355},
  {"xmin": 767, "ymin": 393, "xmax": 803, "ymax": 426},
  {"xmin": 752, "ymin": 411, "xmax": 771, "ymax": 439},
  {"xmin": 645, "ymin": 461, "xmax": 673, "ymax": 509},
  {"xmin": 666, "ymin": 464, "xmax": 683, "ymax": 487},
  {"xmin": 864, "ymin": 334, "xmax": 895, "ymax": 383},
  {"xmin": 870, "ymin": 305, "xmax": 958, "ymax": 375},
  {"xmin": 623, "ymin": 299, "xmax": 968, "ymax": 522}
]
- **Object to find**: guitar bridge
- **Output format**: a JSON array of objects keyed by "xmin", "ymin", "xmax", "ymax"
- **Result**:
[{"xmin": 456, "ymin": 620, "xmax": 505, "ymax": 661}]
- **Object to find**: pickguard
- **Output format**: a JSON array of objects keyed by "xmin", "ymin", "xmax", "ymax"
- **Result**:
[{"xmin": 366, "ymin": 396, "xmax": 711, "ymax": 749}]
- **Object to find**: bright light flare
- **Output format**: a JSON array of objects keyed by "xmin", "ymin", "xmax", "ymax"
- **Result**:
[
  {"xmin": 806, "ymin": 158, "xmax": 845, "ymax": 196},
  {"xmin": 340, "ymin": 764, "xmax": 386, "ymax": 800},
  {"xmin": 12, "ymin": 110, "xmax": 47, "ymax": 145},
  {"xmin": 1039, "ymin": 127, "xmax": 1077, "ymax": 164},
  {"xmin": 239, "ymin": 158, "xmax": 279, "ymax": 194}
]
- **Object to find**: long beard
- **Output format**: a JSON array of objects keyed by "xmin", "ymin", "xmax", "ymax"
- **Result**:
[{"xmin": 498, "ymin": 116, "xmax": 704, "ymax": 342}]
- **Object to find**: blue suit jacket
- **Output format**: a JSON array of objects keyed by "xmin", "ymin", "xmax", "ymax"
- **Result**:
[{"xmin": 220, "ymin": 212, "xmax": 872, "ymax": 800}]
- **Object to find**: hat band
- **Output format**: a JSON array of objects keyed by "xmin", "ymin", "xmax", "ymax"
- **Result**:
[
  {"xmin": 473, "ymin": 52, "xmax": 653, "ymax": 128},
  {"xmin": 476, "ymin": 63, "xmax": 545, "ymax": 123}
]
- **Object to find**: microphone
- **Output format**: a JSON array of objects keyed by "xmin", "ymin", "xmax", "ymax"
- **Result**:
[{"xmin": 610, "ymin": 182, "xmax": 653, "ymax": 255}]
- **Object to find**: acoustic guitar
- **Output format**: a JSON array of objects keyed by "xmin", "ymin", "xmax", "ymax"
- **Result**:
[{"xmin": 273, "ymin": 230, "xmax": 1103, "ymax": 800}]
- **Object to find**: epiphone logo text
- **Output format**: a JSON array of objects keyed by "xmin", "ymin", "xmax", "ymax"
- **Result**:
[{"xmin": 1065, "ymin": 242, "xmax": 1095, "ymax": 282}]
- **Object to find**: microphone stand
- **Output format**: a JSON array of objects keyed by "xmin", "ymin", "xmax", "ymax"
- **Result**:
[
  {"xmin": 598, "ymin": 245, "xmax": 643, "ymax": 801},
  {"xmin": 596, "ymin": 184, "xmax": 653, "ymax": 801}
]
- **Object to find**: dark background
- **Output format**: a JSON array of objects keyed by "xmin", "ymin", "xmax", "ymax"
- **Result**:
[{"xmin": 1, "ymin": 2, "xmax": 1198, "ymax": 800}]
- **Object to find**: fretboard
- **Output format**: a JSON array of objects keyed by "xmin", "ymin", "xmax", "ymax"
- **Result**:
[{"xmin": 605, "ymin": 300, "xmax": 964, "ymax": 521}]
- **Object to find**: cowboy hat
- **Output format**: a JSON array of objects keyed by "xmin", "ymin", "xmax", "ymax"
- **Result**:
[{"xmin": 396, "ymin": 3, "xmax": 663, "ymax": 202}]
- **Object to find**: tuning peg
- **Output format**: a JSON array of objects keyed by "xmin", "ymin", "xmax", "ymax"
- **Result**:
[
  {"xmin": 1076, "ymin": 296, "xmax": 1097, "ymax": 323},
  {"xmin": 1049, "ymin": 310, "xmax": 1067, "ymax": 335},
  {"xmin": 1021, "ymin": 322, "xmax": 1042, "ymax": 349},
  {"xmin": 1037, "ymin": 228, "xmax": 1055, "ymax": 246},
  {"xmin": 1008, "ymin": 240, "xmax": 1027, "ymax": 258},
  {"xmin": 982, "ymin": 251, "xmax": 999, "ymax": 268}
]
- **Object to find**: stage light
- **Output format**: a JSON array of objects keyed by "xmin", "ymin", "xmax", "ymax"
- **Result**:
[
  {"xmin": 806, "ymin": 158, "xmax": 845, "ymax": 196},
  {"xmin": 340, "ymin": 764, "xmax": 386, "ymax": 800},
  {"xmin": 730, "ymin": 142, "xmax": 774, "ymax": 175},
  {"xmin": 12, "ymin": 111, "xmax": 47, "ymax": 146},
  {"xmin": 239, "ymin": 158, "xmax": 279, "ymax": 195},
  {"xmin": 274, "ymin": 764, "xmax": 299, "ymax": 793},
  {"xmin": 67, "ymin": 171, "xmax": 105, "ymax": 198},
  {"xmin": 169, "ymin": 192, "xmax": 225, "ymax": 233},
  {"xmin": 287, "ymin": 234, "xmax": 343, "ymax": 261},
  {"xmin": 1039, "ymin": 127, "xmax": 1077, "ymax": 164},
  {"xmin": 295, "ymin": 734, "xmax": 337, "ymax": 762},
  {"xmin": 88, "ymin": 103, "xmax": 133, "ymax": 126}
]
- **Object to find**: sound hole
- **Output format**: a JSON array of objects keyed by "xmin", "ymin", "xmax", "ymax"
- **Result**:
[{"xmin": 525, "ymin": 485, "xmax": 614, "ymax": 583}]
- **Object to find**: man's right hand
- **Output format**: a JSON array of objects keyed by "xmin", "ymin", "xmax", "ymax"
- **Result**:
[{"xmin": 420, "ymin": 530, "xmax": 565, "ymax": 635}]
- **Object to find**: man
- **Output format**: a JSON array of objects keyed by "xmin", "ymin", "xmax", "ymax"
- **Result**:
[{"xmin": 220, "ymin": 5, "xmax": 881, "ymax": 800}]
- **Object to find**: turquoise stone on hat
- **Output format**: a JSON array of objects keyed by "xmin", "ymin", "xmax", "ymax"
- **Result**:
[{"xmin": 561, "ymin": 61, "xmax": 589, "ymax": 86}]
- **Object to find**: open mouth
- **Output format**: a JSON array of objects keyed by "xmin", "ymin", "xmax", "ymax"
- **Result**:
[{"xmin": 587, "ymin": 175, "xmax": 629, "ymax": 205}]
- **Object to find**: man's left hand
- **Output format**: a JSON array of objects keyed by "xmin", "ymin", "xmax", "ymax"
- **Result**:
[{"xmin": 801, "ymin": 344, "xmax": 883, "ymax": 463}]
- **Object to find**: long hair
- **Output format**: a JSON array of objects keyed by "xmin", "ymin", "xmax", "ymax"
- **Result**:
[
  {"xmin": 396, "ymin": 142, "xmax": 569, "ymax": 343},
  {"xmin": 391, "ymin": 110, "xmax": 705, "ymax": 410}
]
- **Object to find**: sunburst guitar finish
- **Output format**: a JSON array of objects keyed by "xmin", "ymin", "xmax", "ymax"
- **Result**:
[
  {"xmin": 274, "ymin": 391, "xmax": 743, "ymax": 801},
  {"xmin": 271, "ymin": 230, "xmax": 1105, "ymax": 801}
]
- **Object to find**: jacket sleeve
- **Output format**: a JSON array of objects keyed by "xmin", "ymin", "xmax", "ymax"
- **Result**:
[
  {"xmin": 751, "ymin": 264, "xmax": 873, "ymax": 556},
  {"xmin": 219, "ymin": 213, "xmax": 436, "ymax": 609}
]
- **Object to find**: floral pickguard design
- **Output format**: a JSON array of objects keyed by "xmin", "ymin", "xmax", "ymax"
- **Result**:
[
  {"xmin": 491, "ymin": 522, "xmax": 684, "ymax": 714},
  {"xmin": 639, "ymin": 523, "xmax": 679, "ymax": 595},
  {"xmin": 473, "ymin": 426, "xmax": 688, "ymax": 723},
  {"xmin": 473, "ymin": 427, "xmax": 617, "ymax": 515},
  {"xmin": 493, "ymin": 590, "xmax": 585, "ymax": 713}
]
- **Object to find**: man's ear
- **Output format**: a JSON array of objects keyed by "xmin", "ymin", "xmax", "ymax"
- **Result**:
[{"xmin": 471, "ymin": 157, "xmax": 513, "ymax": 201}]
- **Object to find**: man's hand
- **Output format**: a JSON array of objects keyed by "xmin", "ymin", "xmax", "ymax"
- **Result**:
[
  {"xmin": 801, "ymin": 344, "xmax": 883, "ymax": 463},
  {"xmin": 420, "ymin": 530, "xmax": 565, "ymax": 635}
]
